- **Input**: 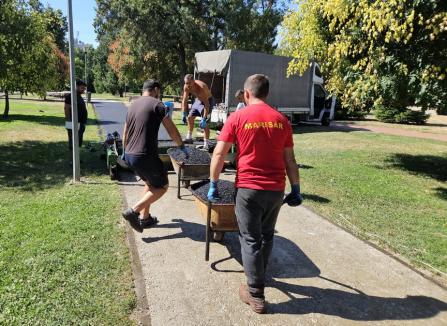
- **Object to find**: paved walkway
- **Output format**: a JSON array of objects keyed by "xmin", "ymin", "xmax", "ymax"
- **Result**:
[
  {"xmin": 121, "ymin": 172, "xmax": 447, "ymax": 325},
  {"xmin": 93, "ymin": 101, "xmax": 447, "ymax": 325}
]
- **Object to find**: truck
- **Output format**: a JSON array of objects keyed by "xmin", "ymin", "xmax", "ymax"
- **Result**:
[{"xmin": 194, "ymin": 49, "xmax": 336, "ymax": 126}]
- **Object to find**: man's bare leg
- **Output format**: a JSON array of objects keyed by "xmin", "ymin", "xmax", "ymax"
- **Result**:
[
  {"xmin": 186, "ymin": 116, "xmax": 195, "ymax": 141},
  {"xmin": 139, "ymin": 184, "xmax": 151, "ymax": 218},
  {"xmin": 132, "ymin": 184, "xmax": 168, "ymax": 215},
  {"xmin": 204, "ymin": 125, "xmax": 210, "ymax": 147}
]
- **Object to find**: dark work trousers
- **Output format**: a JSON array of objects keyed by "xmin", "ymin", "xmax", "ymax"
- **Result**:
[
  {"xmin": 235, "ymin": 188, "xmax": 284, "ymax": 291},
  {"xmin": 67, "ymin": 123, "xmax": 86, "ymax": 149}
]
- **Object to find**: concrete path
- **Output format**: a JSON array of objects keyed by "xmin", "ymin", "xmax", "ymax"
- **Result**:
[
  {"xmin": 120, "ymin": 172, "xmax": 447, "ymax": 326},
  {"xmin": 93, "ymin": 101, "xmax": 447, "ymax": 325}
]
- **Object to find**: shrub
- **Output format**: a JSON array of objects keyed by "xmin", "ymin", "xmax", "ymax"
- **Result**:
[{"xmin": 375, "ymin": 106, "xmax": 429, "ymax": 124}]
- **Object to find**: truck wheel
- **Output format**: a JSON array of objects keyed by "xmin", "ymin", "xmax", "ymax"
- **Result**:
[{"xmin": 321, "ymin": 114, "xmax": 331, "ymax": 126}]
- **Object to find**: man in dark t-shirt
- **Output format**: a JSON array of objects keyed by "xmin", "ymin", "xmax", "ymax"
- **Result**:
[
  {"xmin": 64, "ymin": 79, "xmax": 88, "ymax": 149},
  {"xmin": 121, "ymin": 79, "xmax": 188, "ymax": 232}
]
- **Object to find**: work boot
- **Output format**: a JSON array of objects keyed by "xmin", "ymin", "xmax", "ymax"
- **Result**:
[
  {"xmin": 239, "ymin": 284, "xmax": 266, "ymax": 314},
  {"xmin": 122, "ymin": 208, "xmax": 143, "ymax": 233}
]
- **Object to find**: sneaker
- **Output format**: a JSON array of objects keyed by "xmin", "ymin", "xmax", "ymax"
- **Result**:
[
  {"xmin": 239, "ymin": 284, "xmax": 266, "ymax": 314},
  {"xmin": 122, "ymin": 208, "xmax": 143, "ymax": 233},
  {"xmin": 183, "ymin": 138, "xmax": 194, "ymax": 144},
  {"xmin": 140, "ymin": 215, "xmax": 159, "ymax": 228}
]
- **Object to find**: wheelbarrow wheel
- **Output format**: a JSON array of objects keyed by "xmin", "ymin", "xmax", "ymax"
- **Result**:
[
  {"xmin": 110, "ymin": 166, "xmax": 118, "ymax": 180},
  {"xmin": 212, "ymin": 231, "xmax": 225, "ymax": 242}
]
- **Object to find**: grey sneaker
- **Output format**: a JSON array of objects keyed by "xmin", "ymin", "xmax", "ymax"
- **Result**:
[{"xmin": 122, "ymin": 208, "xmax": 143, "ymax": 233}]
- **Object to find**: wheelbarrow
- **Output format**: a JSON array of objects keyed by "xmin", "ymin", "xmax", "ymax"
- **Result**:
[
  {"xmin": 167, "ymin": 147, "xmax": 211, "ymax": 199},
  {"xmin": 103, "ymin": 131, "xmax": 128, "ymax": 180},
  {"xmin": 190, "ymin": 180, "xmax": 239, "ymax": 261}
]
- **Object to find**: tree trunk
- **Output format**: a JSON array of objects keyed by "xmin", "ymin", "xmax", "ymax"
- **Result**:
[
  {"xmin": 178, "ymin": 44, "xmax": 187, "ymax": 90},
  {"xmin": 3, "ymin": 90, "xmax": 10, "ymax": 119}
]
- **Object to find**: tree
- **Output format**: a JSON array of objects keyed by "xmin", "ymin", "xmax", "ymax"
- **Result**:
[
  {"xmin": 0, "ymin": 1, "xmax": 69, "ymax": 118},
  {"xmin": 280, "ymin": 0, "xmax": 447, "ymax": 121},
  {"xmin": 94, "ymin": 0, "xmax": 288, "ymax": 92}
]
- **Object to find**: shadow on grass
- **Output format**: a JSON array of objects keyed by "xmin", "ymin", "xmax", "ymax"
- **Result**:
[
  {"xmin": 0, "ymin": 140, "xmax": 107, "ymax": 191},
  {"xmin": 292, "ymin": 124, "xmax": 370, "ymax": 135},
  {"xmin": 302, "ymin": 193, "xmax": 331, "ymax": 203},
  {"xmin": 434, "ymin": 187, "xmax": 447, "ymax": 200},
  {"xmin": 385, "ymin": 153, "xmax": 447, "ymax": 182},
  {"xmin": 2, "ymin": 114, "xmax": 100, "ymax": 127}
]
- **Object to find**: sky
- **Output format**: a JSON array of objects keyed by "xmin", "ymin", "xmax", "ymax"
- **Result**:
[
  {"xmin": 43, "ymin": 1, "xmax": 296, "ymax": 48},
  {"xmin": 44, "ymin": 0, "xmax": 98, "ymax": 47}
]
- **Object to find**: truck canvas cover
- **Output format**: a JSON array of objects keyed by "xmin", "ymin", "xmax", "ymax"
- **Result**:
[{"xmin": 194, "ymin": 50, "xmax": 312, "ymax": 109}]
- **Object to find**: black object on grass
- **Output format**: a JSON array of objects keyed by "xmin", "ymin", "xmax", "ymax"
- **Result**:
[
  {"xmin": 190, "ymin": 180, "xmax": 235, "ymax": 204},
  {"xmin": 168, "ymin": 147, "xmax": 211, "ymax": 165}
]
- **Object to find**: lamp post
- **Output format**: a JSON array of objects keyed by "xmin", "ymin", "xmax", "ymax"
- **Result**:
[
  {"xmin": 84, "ymin": 47, "xmax": 88, "ymax": 90},
  {"xmin": 67, "ymin": 0, "xmax": 80, "ymax": 181}
]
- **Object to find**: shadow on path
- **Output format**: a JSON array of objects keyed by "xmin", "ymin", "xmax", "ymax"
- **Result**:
[
  {"xmin": 143, "ymin": 219, "xmax": 447, "ymax": 321},
  {"xmin": 269, "ymin": 279, "xmax": 447, "ymax": 320}
]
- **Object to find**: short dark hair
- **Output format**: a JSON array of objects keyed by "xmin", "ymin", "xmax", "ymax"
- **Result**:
[
  {"xmin": 243, "ymin": 74, "xmax": 269, "ymax": 99},
  {"xmin": 142, "ymin": 79, "xmax": 161, "ymax": 92},
  {"xmin": 235, "ymin": 89, "xmax": 244, "ymax": 98},
  {"xmin": 76, "ymin": 79, "xmax": 87, "ymax": 87}
]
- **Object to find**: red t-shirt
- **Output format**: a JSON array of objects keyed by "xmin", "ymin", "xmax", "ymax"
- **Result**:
[{"xmin": 218, "ymin": 102, "xmax": 294, "ymax": 191}]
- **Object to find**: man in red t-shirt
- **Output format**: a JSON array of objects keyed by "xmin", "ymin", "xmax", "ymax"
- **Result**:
[{"xmin": 208, "ymin": 74, "xmax": 303, "ymax": 314}]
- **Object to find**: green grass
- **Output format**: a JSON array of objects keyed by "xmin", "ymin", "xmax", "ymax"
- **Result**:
[
  {"xmin": 0, "ymin": 100, "xmax": 135, "ymax": 324},
  {"xmin": 293, "ymin": 126, "xmax": 447, "ymax": 275}
]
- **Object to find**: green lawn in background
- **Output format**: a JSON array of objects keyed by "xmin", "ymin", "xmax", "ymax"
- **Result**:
[
  {"xmin": 0, "ymin": 100, "xmax": 135, "ymax": 324},
  {"xmin": 292, "ymin": 126, "xmax": 447, "ymax": 275}
]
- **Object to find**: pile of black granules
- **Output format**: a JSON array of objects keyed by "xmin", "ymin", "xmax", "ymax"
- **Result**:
[
  {"xmin": 191, "ymin": 180, "xmax": 235, "ymax": 204},
  {"xmin": 168, "ymin": 147, "xmax": 211, "ymax": 165}
]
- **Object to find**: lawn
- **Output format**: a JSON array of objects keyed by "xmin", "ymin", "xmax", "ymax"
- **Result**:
[
  {"xmin": 0, "ymin": 100, "xmax": 135, "ymax": 324},
  {"xmin": 292, "ymin": 125, "xmax": 447, "ymax": 276}
]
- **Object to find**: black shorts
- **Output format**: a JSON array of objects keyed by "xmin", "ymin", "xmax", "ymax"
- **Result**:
[{"xmin": 124, "ymin": 154, "xmax": 168, "ymax": 188}]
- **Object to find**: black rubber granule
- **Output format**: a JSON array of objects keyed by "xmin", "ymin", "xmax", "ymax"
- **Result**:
[
  {"xmin": 190, "ymin": 180, "xmax": 235, "ymax": 204},
  {"xmin": 168, "ymin": 147, "xmax": 211, "ymax": 165}
]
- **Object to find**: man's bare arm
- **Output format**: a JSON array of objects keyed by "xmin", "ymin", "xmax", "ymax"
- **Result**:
[
  {"xmin": 162, "ymin": 116, "xmax": 183, "ymax": 146},
  {"xmin": 283, "ymin": 147, "xmax": 300, "ymax": 185},
  {"xmin": 210, "ymin": 140, "xmax": 233, "ymax": 181},
  {"xmin": 181, "ymin": 86, "xmax": 190, "ymax": 113},
  {"xmin": 122, "ymin": 122, "xmax": 128, "ymax": 148},
  {"xmin": 64, "ymin": 103, "xmax": 71, "ymax": 121}
]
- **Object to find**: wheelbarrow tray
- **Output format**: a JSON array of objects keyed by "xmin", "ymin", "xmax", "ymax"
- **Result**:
[
  {"xmin": 193, "ymin": 195, "xmax": 238, "ymax": 231},
  {"xmin": 190, "ymin": 180, "xmax": 238, "ymax": 261},
  {"xmin": 167, "ymin": 147, "xmax": 211, "ymax": 198}
]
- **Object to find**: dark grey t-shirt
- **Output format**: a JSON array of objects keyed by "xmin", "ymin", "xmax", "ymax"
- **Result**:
[{"xmin": 125, "ymin": 96, "xmax": 166, "ymax": 156}]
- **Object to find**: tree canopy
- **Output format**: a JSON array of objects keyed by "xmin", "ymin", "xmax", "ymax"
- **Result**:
[
  {"xmin": 0, "ymin": 0, "xmax": 69, "ymax": 118},
  {"xmin": 94, "ymin": 0, "xmax": 288, "ymax": 93},
  {"xmin": 280, "ymin": 0, "xmax": 447, "ymax": 118}
]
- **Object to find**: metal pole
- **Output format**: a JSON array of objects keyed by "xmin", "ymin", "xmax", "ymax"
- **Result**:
[
  {"xmin": 68, "ymin": 0, "xmax": 80, "ymax": 181},
  {"xmin": 84, "ymin": 49, "xmax": 87, "ymax": 90}
]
